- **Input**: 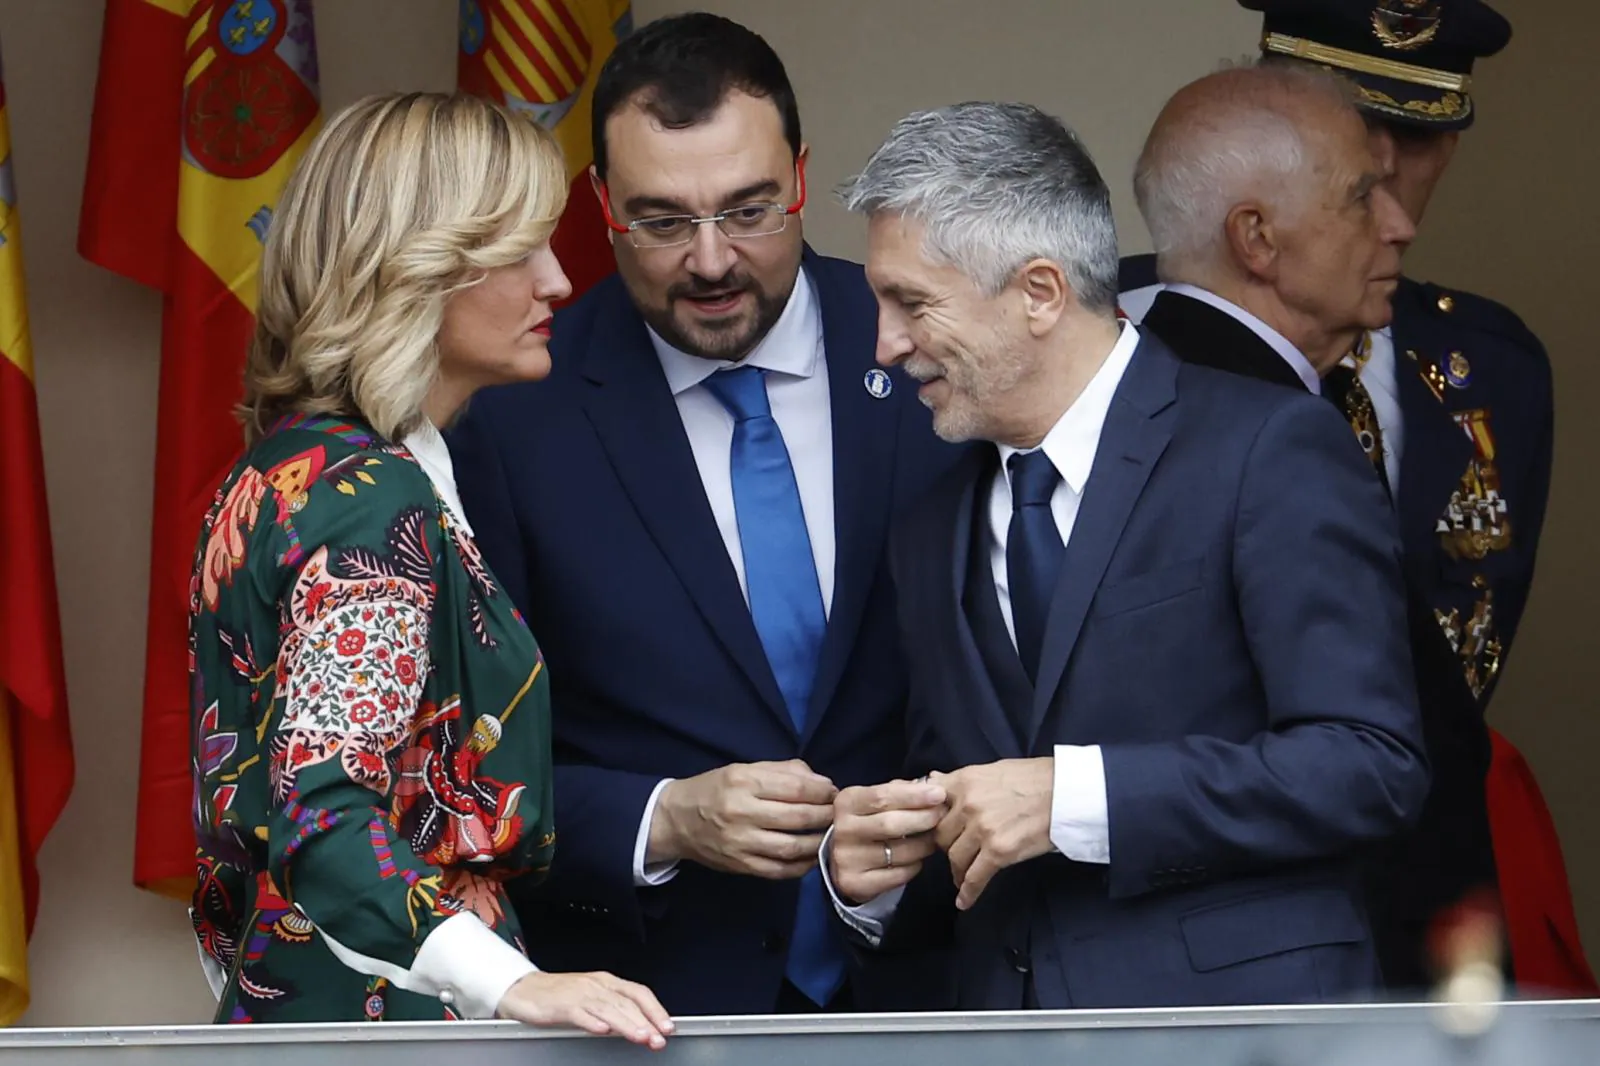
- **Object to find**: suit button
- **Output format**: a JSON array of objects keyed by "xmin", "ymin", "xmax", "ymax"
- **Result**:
[
  {"xmin": 1005, "ymin": 947, "xmax": 1031, "ymax": 973},
  {"xmin": 763, "ymin": 931, "xmax": 788, "ymax": 953}
]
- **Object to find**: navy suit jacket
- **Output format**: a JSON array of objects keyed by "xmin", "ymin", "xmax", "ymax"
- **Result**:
[
  {"xmin": 1119, "ymin": 255, "xmax": 1553, "ymax": 700},
  {"xmin": 875, "ymin": 335, "xmax": 1429, "ymax": 1010},
  {"xmin": 1120, "ymin": 254, "xmax": 1553, "ymax": 989},
  {"xmin": 447, "ymin": 248, "xmax": 965, "ymax": 1015}
]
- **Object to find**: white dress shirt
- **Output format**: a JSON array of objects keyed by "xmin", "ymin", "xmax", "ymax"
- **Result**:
[
  {"xmin": 820, "ymin": 321, "xmax": 1142, "ymax": 944},
  {"xmin": 631, "ymin": 269, "xmax": 836, "ymax": 886},
  {"xmin": 1358, "ymin": 327, "xmax": 1405, "ymax": 491},
  {"xmin": 405, "ymin": 420, "xmax": 474, "ymax": 535}
]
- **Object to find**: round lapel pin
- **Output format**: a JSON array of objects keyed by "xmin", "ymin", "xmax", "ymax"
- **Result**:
[{"xmin": 863, "ymin": 368, "xmax": 893, "ymax": 399}]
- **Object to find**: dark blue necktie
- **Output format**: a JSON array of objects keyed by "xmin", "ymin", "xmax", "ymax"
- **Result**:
[
  {"xmin": 701, "ymin": 365, "xmax": 843, "ymax": 1005},
  {"xmin": 1006, "ymin": 450, "xmax": 1065, "ymax": 683}
]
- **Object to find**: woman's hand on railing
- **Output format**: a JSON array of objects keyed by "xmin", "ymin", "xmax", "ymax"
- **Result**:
[{"xmin": 496, "ymin": 970, "xmax": 674, "ymax": 1049}]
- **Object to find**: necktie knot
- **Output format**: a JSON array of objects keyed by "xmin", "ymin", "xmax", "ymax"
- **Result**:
[
  {"xmin": 703, "ymin": 365, "xmax": 772, "ymax": 422},
  {"xmin": 1008, "ymin": 449, "xmax": 1060, "ymax": 510}
]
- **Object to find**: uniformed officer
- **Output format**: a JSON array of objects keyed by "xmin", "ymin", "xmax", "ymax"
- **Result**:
[{"xmin": 1121, "ymin": 0, "xmax": 1587, "ymax": 996}]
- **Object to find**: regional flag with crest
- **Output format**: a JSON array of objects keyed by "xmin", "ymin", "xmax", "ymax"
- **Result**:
[
  {"xmin": 77, "ymin": 0, "xmax": 321, "ymax": 897},
  {"xmin": 459, "ymin": 0, "xmax": 632, "ymax": 300}
]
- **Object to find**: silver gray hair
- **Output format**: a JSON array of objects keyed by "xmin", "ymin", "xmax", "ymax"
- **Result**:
[
  {"xmin": 837, "ymin": 101, "xmax": 1119, "ymax": 313},
  {"xmin": 1133, "ymin": 62, "xmax": 1359, "ymax": 281}
]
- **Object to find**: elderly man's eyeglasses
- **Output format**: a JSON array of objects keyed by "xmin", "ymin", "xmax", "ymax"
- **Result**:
[{"xmin": 599, "ymin": 161, "xmax": 807, "ymax": 249}]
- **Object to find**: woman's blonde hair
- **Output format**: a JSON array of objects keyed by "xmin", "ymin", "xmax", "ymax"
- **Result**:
[{"xmin": 239, "ymin": 91, "xmax": 569, "ymax": 445}]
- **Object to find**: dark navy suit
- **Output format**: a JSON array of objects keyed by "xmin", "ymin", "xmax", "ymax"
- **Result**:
[
  {"xmin": 1119, "ymin": 256, "xmax": 1552, "ymax": 694},
  {"xmin": 447, "ymin": 248, "xmax": 964, "ymax": 1015},
  {"xmin": 1120, "ymin": 253, "xmax": 1558, "ymax": 989},
  {"xmin": 869, "ymin": 333, "xmax": 1428, "ymax": 1010}
]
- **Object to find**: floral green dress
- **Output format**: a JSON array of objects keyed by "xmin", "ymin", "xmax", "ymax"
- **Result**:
[{"xmin": 188, "ymin": 414, "xmax": 554, "ymax": 1023}]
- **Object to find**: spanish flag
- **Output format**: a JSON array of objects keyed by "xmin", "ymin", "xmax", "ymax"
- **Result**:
[
  {"xmin": 77, "ymin": 0, "xmax": 321, "ymax": 897},
  {"xmin": 0, "ymin": 50, "xmax": 75, "ymax": 1024},
  {"xmin": 459, "ymin": 0, "xmax": 632, "ymax": 300}
]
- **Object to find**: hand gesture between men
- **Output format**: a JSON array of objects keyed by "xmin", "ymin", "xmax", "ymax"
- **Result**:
[{"xmin": 830, "ymin": 758, "xmax": 1055, "ymax": 912}]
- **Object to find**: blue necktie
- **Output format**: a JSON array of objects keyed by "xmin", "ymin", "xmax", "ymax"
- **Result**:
[
  {"xmin": 1006, "ymin": 450, "xmax": 1065, "ymax": 684},
  {"xmin": 702, "ymin": 366, "xmax": 844, "ymax": 1006}
]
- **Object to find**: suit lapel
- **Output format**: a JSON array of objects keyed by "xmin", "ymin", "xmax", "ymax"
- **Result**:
[
  {"xmin": 577, "ymin": 286, "xmax": 793, "ymax": 734},
  {"xmin": 802, "ymin": 255, "xmax": 901, "ymax": 745},
  {"xmin": 1142, "ymin": 290, "xmax": 1307, "ymax": 391},
  {"xmin": 1028, "ymin": 340, "xmax": 1178, "ymax": 745},
  {"xmin": 940, "ymin": 452, "xmax": 1025, "ymax": 760},
  {"xmin": 1390, "ymin": 297, "xmax": 1474, "ymax": 563}
]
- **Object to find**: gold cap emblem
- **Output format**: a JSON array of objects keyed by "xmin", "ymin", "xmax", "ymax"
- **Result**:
[{"xmin": 1372, "ymin": 0, "xmax": 1444, "ymax": 52}]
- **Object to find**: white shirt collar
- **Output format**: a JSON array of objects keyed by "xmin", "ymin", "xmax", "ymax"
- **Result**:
[
  {"xmin": 996, "ymin": 320, "xmax": 1141, "ymax": 495},
  {"xmin": 649, "ymin": 268, "xmax": 822, "ymax": 394},
  {"xmin": 400, "ymin": 419, "xmax": 471, "ymax": 535},
  {"xmin": 1165, "ymin": 282, "xmax": 1321, "ymax": 395}
]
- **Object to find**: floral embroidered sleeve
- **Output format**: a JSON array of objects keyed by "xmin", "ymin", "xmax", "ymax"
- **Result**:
[{"xmin": 260, "ymin": 474, "xmax": 536, "ymax": 1019}]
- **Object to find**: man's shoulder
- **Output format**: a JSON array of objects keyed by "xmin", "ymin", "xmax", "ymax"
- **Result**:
[
  {"xmin": 802, "ymin": 247, "xmax": 875, "ymax": 320},
  {"xmin": 1395, "ymin": 276, "xmax": 1550, "ymax": 369},
  {"xmin": 890, "ymin": 446, "xmax": 990, "ymax": 550},
  {"xmin": 804, "ymin": 247, "xmax": 868, "ymax": 284},
  {"xmin": 1118, "ymin": 251, "xmax": 1160, "ymax": 293},
  {"xmin": 1168, "ymin": 351, "xmax": 1334, "ymax": 433},
  {"xmin": 549, "ymin": 271, "xmax": 635, "ymax": 349}
]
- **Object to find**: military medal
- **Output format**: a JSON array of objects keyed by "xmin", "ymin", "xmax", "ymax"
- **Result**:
[{"xmin": 1435, "ymin": 409, "xmax": 1510, "ymax": 560}]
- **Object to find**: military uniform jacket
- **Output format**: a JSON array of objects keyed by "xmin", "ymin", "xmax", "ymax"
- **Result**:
[{"xmin": 1387, "ymin": 276, "xmax": 1553, "ymax": 707}]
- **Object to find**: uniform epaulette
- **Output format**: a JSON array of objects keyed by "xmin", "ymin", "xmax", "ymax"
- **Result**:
[{"xmin": 1413, "ymin": 281, "xmax": 1549, "ymax": 363}]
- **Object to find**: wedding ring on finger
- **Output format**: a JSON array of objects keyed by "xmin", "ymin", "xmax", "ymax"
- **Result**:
[{"xmin": 883, "ymin": 842, "xmax": 895, "ymax": 868}]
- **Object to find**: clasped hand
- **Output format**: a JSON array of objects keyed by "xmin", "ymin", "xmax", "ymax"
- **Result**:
[
  {"xmin": 648, "ymin": 759, "xmax": 838, "ymax": 879},
  {"xmin": 831, "ymin": 758, "xmax": 1054, "ymax": 911}
]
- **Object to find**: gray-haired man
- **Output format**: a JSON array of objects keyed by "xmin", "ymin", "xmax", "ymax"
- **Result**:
[{"xmin": 820, "ymin": 99, "xmax": 1427, "ymax": 1010}]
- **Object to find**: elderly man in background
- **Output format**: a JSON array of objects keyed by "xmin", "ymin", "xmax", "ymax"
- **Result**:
[
  {"xmin": 822, "ymin": 94, "xmax": 1427, "ymax": 1011},
  {"xmin": 1129, "ymin": 61, "xmax": 1506, "ymax": 995},
  {"xmin": 1241, "ymin": 0, "xmax": 1580, "ymax": 996}
]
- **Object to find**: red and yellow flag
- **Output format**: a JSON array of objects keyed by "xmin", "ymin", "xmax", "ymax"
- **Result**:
[
  {"xmin": 78, "ymin": 0, "xmax": 321, "ymax": 897},
  {"xmin": 0, "ymin": 51, "xmax": 76, "ymax": 1024},
  {"xmin": 459, "ymin": 0, "xmax": 632, "ymax": 300}
]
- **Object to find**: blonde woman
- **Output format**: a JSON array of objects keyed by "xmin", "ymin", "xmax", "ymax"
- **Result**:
[{"xmin": 187, "ymin": 92, "xmax": 671, "ymax": 1045}]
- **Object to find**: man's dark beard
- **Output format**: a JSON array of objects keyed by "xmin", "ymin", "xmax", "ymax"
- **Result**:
[{"xmin": 641, "ymin": 271, "xmax": 793, "ymax": 362}]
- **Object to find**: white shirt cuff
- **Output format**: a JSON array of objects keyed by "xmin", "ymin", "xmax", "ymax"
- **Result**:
[
  {"xmin": 1051, "ymin": 744, "xmax": 1110, "ymax": 864},
  {"xmin": 316, "ymin": 910, "xmax": 536, "ymax": 1020},
  {"xmin": 817, "ymin": 825, "xmax": 905, "ymax": 947},
  {"xmin": 633, "ymin": 778, "xmax": 680, "ymax": 886}
]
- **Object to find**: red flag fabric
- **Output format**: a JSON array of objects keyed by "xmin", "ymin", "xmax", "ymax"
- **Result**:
[
  {"xmin": 0, "ymin": 54, "xmax": 75, "ymax": 1023},
  {"xmin": 458, "ymin": 0, "xmax": 631, "ymax": 301},
  {"xmin": 1487, "ymin": 729, "xmax": 1599, "ymax": 995},
  {"xmin": 78, "ymin": 0, "xmax": 322, "ymax": 896}
]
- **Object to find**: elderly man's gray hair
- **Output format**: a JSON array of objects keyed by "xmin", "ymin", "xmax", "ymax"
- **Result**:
[
  {"xmin": 838, "ymin": 101, "xmax": 1120, "ymax": 313},
  {"xmin": 1133, "ymin": 63, "xmax": 1361, "ymax": 281}
]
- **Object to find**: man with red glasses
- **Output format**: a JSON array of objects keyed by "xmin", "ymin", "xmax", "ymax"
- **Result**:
[{"xmin": 448, "ymin": 12, "xmax": 964, "ymax": 1016}]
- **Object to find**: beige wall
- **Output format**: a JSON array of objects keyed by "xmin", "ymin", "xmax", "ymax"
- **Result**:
[{"xmin": 5, "ymin": 0, "xmax": 1593, "ymax": 1027}]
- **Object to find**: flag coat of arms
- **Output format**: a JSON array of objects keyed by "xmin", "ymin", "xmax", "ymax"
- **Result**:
[{"xmin": 78, "ymin": 0, "xmax": 322, "ymax": 896}]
